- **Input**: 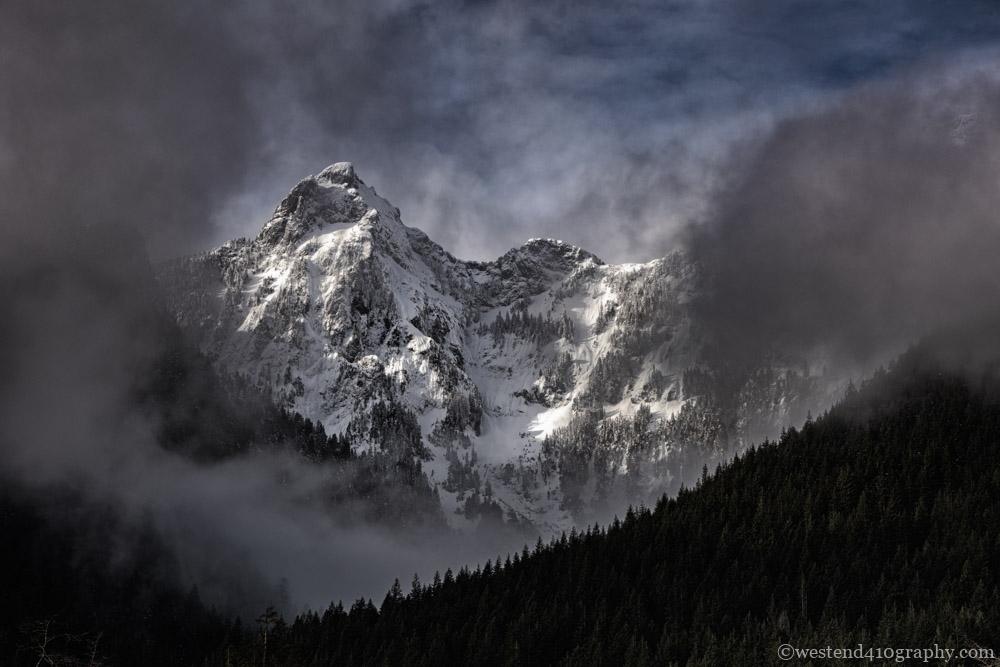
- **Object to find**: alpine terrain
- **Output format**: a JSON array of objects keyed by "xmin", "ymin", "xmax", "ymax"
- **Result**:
[{"xmin": 158, "ymin": 163, "xmax": 834, "ymax": 534}]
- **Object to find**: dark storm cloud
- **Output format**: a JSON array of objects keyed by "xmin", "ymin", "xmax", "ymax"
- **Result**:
[
  {"xmin": 5, "ymin": 0, "xmax": 1000, "ymax": 261},
  {"xmin": 210, "ymin": 0, "xmax": 1000, "ymax": 263},
  {"xmin": 686, "ymin": 61, "xmax": 1000, "ymax": 370},
  {"xmin": 0, "ymin": 1, "xmax": 261, "ymax": 258}
]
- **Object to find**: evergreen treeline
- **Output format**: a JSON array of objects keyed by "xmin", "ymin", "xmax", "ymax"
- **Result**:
[
  {"xmin": 144, "ymin": 344, "xmax": 352, "ymax": 462},
  {"xmin": 538, "ymin": 399, "xmax": 729, "ymax": 521},
  {"xmin": 0, "ymin": 486, "xmax": 235, "ymax": 666},
  {"xmin": 7, "ymin": 337, "xmax": 1000, "ymax": 664},
  {"xmin": 480, "ymin": 304, "xmax": 574, "ymax": 344},
  {"xmin": 208, "ymin": 342, "xmax": 1000, "ymax": 665}
]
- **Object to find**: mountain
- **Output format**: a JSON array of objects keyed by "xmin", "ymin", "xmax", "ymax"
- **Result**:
[
  {"xmin": 0, "ymin": 222, "xmax": 452, "ymax": 666},
  {"xmin": 206, "ymin": 339, "xmax": 1000, "ymax": 666},
  {"xmin": 159, "ymin": 163, "xmax": 833, "ymax": 532}
]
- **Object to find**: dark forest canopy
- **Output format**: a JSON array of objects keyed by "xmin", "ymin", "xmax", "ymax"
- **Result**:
[
  {"xmin": 5, "ymin": 335, "xmax": 1000, "ymax": 665},
  {"xmin": 206, "ymin": 340, "xmax": 1000, "ymax": 666}
]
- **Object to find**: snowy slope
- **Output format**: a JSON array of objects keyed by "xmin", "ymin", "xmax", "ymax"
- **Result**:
[{"xmin": 159, "ymin": 163, "xmax": 832, "ymax": 534}]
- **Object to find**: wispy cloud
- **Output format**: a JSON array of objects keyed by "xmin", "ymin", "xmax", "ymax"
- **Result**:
[
  {"xmin": 210, "ymin": 0, "xmax": 1000, "ymax": 262},
  {"xmin": 6, "ymin": 0, "xmax": 996, "ymax": 261},
  {"xmin": 686, "ymin": 55, "xmax": 1000, "ymax": 369}
]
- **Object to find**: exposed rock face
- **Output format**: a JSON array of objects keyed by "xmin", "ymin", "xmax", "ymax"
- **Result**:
[{"xmin": 159, "ymin": 164, "xmax": 835, "ymax": 534}]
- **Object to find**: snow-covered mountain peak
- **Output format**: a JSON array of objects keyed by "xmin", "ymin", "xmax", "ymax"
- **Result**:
[
  {"xmin": 256, "ymin": 162, "xmax": 402, "ymax": 249},
  {"xmin": 159, "ymin": 164, "xmax": 834, "ymax": 536},
  {"xmin": 316, "ymin": 161, "xmax": 361, "ymax": 187},
  {"xmin": 514, "ymin": 238, "xmax": 603, "ymax": 266}
]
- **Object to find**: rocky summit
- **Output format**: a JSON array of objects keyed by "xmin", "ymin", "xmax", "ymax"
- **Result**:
[{"xmin": 158, "ymin": 164, "xmax": 834, "ymax": 534}]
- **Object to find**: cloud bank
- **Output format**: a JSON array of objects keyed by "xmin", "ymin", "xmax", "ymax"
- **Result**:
[
  {"xmin": 687, "ymin": 58, "xmax": 1000, "ymax": 369},
  {"xmin": 7, "ymin": 1, "xmax": 1000, "ymax": 262}
]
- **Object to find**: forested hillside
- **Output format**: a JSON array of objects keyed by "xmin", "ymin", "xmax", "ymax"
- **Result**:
[
  {"xmin": 6, "ymin": 337, "xmax": 1000, "ymax": 665},
  {"xmin": 209, "ymin": 341, "xmax": 1000, "ymax": 665}
]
